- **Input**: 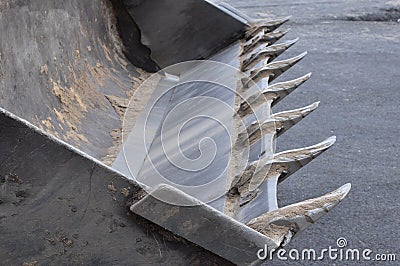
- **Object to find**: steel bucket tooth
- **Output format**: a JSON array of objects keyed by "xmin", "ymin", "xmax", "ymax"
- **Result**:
[
  {"xmin": 268, "ymin": 73, "xmax": 312, "ymax": 107},
  {"xmin": 273, "ymin": 136, "xmax": 337, "ymax": 183},
  {"xmin": 237, "ymin": 73, "xmax": 312, "ymax": 118},
  {"xmin": 247, "ymin": 183, "xmax": 351, "ymax": 241},
  {"xmin": 231, "ymin": 137, "xmax": 336, "ymax": 196},
  {"xmin": 242, "ymin": 29, "xmax": 290, "ymax": 55},
  {"xmin": 237, "ymin": 102, "xmax": 318, "ymax": 147},
  {"xmin": 242, "ymin": 38, "xmax": 299, "ymax": 71},
  {"xmin": 245, "ymin": 16, "xmax": 291, "ymax": 40},
  {"xmin": 249, "ymin": 52, "xmax": 308, "ymax": 83},
  {"xmin": 272, "ymin": 102, "xmax": 320, "ymax": 137}
]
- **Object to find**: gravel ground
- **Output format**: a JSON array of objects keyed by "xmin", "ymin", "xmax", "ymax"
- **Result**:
[{"xmin": 216, "ymin": 0, "xmax": 400, "ymax": 265}]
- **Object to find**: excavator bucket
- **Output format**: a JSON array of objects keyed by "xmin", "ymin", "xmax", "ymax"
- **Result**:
[{"xmin": 0, "ymin": 0, "xmax": 351, "ymax": 265}]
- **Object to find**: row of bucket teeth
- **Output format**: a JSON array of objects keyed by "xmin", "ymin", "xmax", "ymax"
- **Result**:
[{"xmin": 228, "ymin": 16, "xmax": 350, "ymax": 243}]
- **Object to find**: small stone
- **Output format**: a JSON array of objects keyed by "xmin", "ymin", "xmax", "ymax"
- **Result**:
[
  {"xmin": 6, "ymin": 173, "xmax": 23, "ymax": 184},
  {"xmin": 121, "ymin": 187, "xmax": 130, "ymax": 197},
  {"xmin": 108, "ymin": 183, "xmax": 117, "ymax": 193},
  {"xmin": 61, "ymin": 237, "xmax": 73, "ymax": 247},
  {"xmin": 15, "ymin": 190, "xmax": 28, "ymax": 198},
  {"xmin": 40, "ymin": 64, "xmax": 48, "ymax": 75},
  {"xmin": 46, "ymin": 238, "xmax": 56, "ymax": 246},
  {"xmin": 23, "ymin": 261, "xmax": 37, "ymax": 266}
]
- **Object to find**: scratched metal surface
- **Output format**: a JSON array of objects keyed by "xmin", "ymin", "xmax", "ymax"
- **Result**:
[{"xmin": 114, "ymin": 44, "xmax": 243, "ymax": 206}]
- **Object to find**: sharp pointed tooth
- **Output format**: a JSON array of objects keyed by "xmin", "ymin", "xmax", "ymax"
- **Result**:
[
  {"xmin": 236, "ymin": 136, "xmax": 335, "ymax": 193},
  {"xmin": 273, "ymin": 136, "xmax": 336, "ymax": 183},
  {"xmin": 242, "ymin": 38, "xmax": 299, "ymax": 71},
  {"xmin": 246, "ymin": 183, "xmax": 351, "ymax": 242},
  {"xmin": 245, "ymin": 16, "xmax": 291, "ymax": 40},
  {"xmin": 268, "ymin": 73, "xmax": 312, "ymax": 107},
  {"xmin": 237, "ymin": 73, "xmax": 312, "ymax": 118},
  {"xmin": 242, "ymin": 29, "xmax": 290, "ymax": 55},
  {"xmin": 272, "ymin": 102, "xmax": 320, "ymax": 137},
  {"xmin": 238, "ymin": 102, "xmax": 319, "ymax": 148},
  {"xmin": 248, "ymin": 52, "xmax": 308, "ymax": 85},
  {"xmin": 248, "ymin": 138, "xmax": 334, "ymax": 191}
]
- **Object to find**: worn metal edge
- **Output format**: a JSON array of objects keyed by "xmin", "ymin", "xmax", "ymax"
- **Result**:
[
  {"xmin": 131, "ymin": 183, "xmax": 280, "ymax": 265},
  {"xmin": 0, "ymin": 107, "xmax": 144, "ymax": 189}
]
